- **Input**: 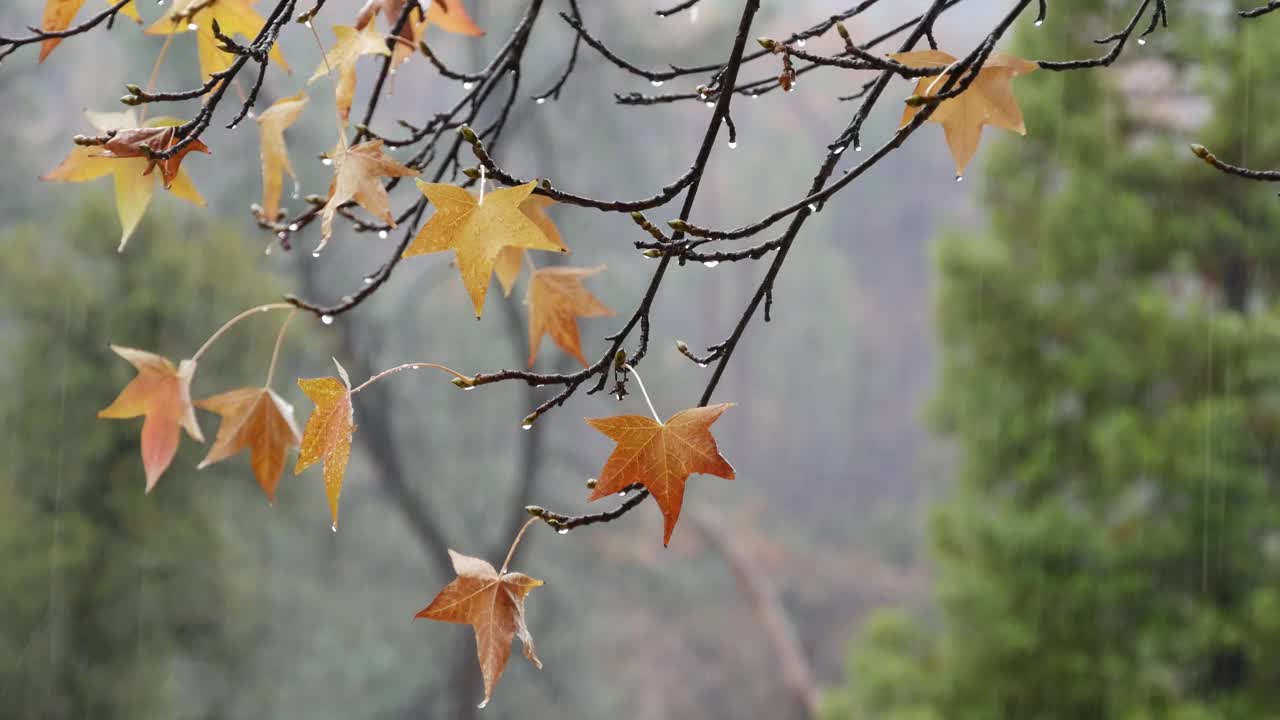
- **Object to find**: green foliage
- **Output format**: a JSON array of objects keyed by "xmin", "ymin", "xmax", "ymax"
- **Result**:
[
  {"xmin": 827, "ymin": 3, "xmax": 1280, "ymax": 718},
  {"xmin": 0, "ymin": 197, "xmax": 286, "ymax": 719}
]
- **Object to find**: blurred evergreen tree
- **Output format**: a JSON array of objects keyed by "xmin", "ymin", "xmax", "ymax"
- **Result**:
[
  {"xmin": 824, "ymin": 2, "xmax": 1280, "ymax": 717},
  {"xmin": 0, "ymin": 197, "xmax": 287, "ymax": 718}
]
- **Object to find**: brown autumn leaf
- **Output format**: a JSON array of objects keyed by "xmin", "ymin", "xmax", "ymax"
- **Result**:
[
  {"xmin": 403, "ymin": 181, "xmax": 566, "ymax": 318},
  {"xmin": 355, "ymin": 0, "xmax": 424, "ymax": 68},
  {"xmin": 587, "ymin": 403, "xmax": 736, "ymax": 545},
  {"xmin": 493, "ymin": 194, "xmax": 568, "ymax": 297},
  {"xmin": 527, "ymin": 265, "xmax": 614, "ymax": 367},
  {"xmin": 308, "ymin": 23, "xmax": 391, "ymax": 122},
  {"xmin": 196, "ymin": 387, "xmax": 302, "ymax": 501},
  {"xmin": 416, "ymin": 549, "xmax": 543, "ymax": 708},
  {"xmin": 424, "ymin": 0, "xmax": 483, "ymax": 36},
  {"xmin": 42, "ymin": 111, "xmax": 205, "ymax": 251},
  {"xmin": 294, "ymin": 360, "xmax": 355, "ymax": 527},
  {"xmin": 146, "ymin": 0, "xmax": 289, "ymax": 83},
  {"xmin": 889, "ymin": 50, "xmax": 1037, "ymax": 177},
  {"xmin": 39, "ymin": 0, "xmax": 140, "ymax": 62},
  {"xmin": 98, "ymin": 124, "xmax": 211, "ymax": 190},
  {"xmin": 98, "ymin": 345, "xmax": 204, "ymax": 492},
  {"xmin": 255, "ymin": 91, "xmax": 308, "ymax": 221},
  {"xmin": 318, "ymin": 139, "xmax": 419, "ymax": 250}
]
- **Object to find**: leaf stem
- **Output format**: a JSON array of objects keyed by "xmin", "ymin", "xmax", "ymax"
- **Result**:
[
  {"xmin": 307, "ymin": 21, "xmax": 349, "ymax": 148},
  {"xmin": 350, "ymin": 362, "xmax": 471, "ymax": 394},
  {"xmin": 139, "ymin": 32, "xmax": 175, "ymax": 124},
  {"xmin": 501, "ymin": 517, "xmax": 539, "ymax": 574},
  {"xmin": 263, "ymin": 309, "xmax": 297, "ymax": 388},
  {"xmin": 623, "ymin": 363, "xmax": 662, "ymax": 423},
  {"xmin": 191, "ymin": 303, "xmax": 293, "ymax": 363}
]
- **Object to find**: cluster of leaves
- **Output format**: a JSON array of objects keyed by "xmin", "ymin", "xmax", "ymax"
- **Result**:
[{"xmin": 5, "ymin": 0, "xmax": 1195, "ymax": 707}]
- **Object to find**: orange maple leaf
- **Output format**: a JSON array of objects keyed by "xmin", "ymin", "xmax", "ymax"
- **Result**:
[
  {"xmin": 527, "ymin": 265, "xmax": 614, "ymax": 367},
  {"xmin": 294, "ymin": 360, "xmax": 356, "ymax": 527},
  {"xmin": 416, "ymin": 549, "xmax": 543, "ymax": 707},
  {"xmin": 196, "ymin": 387, "xmax": 301, "ymax": 501},
  {"xmin": 39, "ymin": 0, "xmax": 140, "ymax": 62},
  {"xmin": 587, "ymin": 403, "xmax": 736, "ymax": 545},
  {"xmin": 318, "ymin": 139, "xmax": 419, "ymax": 250},
  {"xmin": 98, "ymin": 345, "xmax": 204, "ymax": 492},
  {"xmin": 255, "ymin": 91, "xmax": 308, "ymax": 221},
  {"xmin": 890, "ymin": 50, "xmax": 1037, "ymax": 177},
  {"xmin": 493, "ymin": 195, "xmax": 568, "ymax": 296}
]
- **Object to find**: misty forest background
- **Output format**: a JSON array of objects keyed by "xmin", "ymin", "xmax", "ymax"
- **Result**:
[{"xmin": 3, "ymin": 0, "xmax": 1280, "ymax": 718}]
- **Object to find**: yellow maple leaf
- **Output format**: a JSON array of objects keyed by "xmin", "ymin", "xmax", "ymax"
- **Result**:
[
  {"xmin": 308, "ymin": 24, "xmax": 391, "ymax": 122},
  {"xmin": 493, "ymin": 195, "xmax": 568, "ymax": 296},
  {"xmin": 890, "ymin": 50, "xmax": 1037, "ymax": 177},
  {"xmin": 255, "ymin": 91, "xmax": 308, "ymax": 220},
  {"xmin": 404, "ymin": 181, "xmax": 566, "ymax": 318},
  {"xmin": 41, "ymin": 110, "xmax": 206, "ymax": 251},
  {"xmin": 294, "ymin": 360, "xmax": 356, "ymax": 528},
  {"xmin": 527, "ymin": 265, "xmax": 614, "ymax": 367},
  {"xmin": 39, "ymin": 0, "xmax": 140, "ymax": 62},
  {"xmin": 146, "ymin": 0, "xmax": 290, "ymax": 83},
  {"xmin": 318, "ymin": 139, "xmax": 419, "ymax": 250}
]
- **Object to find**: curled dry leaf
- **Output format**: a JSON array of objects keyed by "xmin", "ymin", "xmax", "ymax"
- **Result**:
[
  {"xmin": 308, "ymin": 24, "xmax": 391, "ymax": 122},
  {"xmin": 416, "ymin": 549, "xmax": 543, "ymax": 708},
  {"xmin": 890, "ymin": 50, "xmax": 1037, "ymax": 177},
  {"xmin": 41, "ymin": 111, "xmax": 205, "ymax": 251},
  {"xmin": 493, "ymin": 195, "xmax": 568, "ymax": 297},
  {"xmin": 98, "ymin": 345, "xmax": 204, "ymax": 492},
  {"xmin": 196, "ymin": 387, "xmax": 302, "ymax": 501},
  {"xmin": 39, "ymin": 0, "xmax": 140, "ymax": 62},
  {"xmin": 527, "ymin": 265, "xmax": 614, "ymax": 367},
  {"xmin": 255, "ymin": 91, "xmax": 308, "ymax": 221},
  {"xmin": 294, "ymin": 360, "xmax": 355, "ymax": 527},
  {"xmin": 403, "ymin": 182, "xmax": 566, "ymax": 318},
  {"xmin": 587, "ymin": 403, "xmax": 736, "ymax": 545},
  {"xmin": 98, "ymin": 125, "xmax": 211, "ymax": 190},
  {"xmin": 318, "ymin": 139, "xmax": 419, "ymax": 251},
  {"xmin": 146, "ymin": 0, "xmax": 290, "ymax": 83}
]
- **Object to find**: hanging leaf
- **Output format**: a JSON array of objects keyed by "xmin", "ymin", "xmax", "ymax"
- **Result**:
[
  {"xmin": 527, "ymin": 265, "xmax": 614, "ymax": 367},
  {"xmin": 146, "ymin": 0, "xmax": 290, "ymax": 83},
  {"xmin": 318, "ymin": 139, "xmax": 418, "ymax": 250},
  {"xmin": 255, "ymin": 91, "xmax": 308, "ymax": 221},
  {"xmin": 403, "ymin": 181, "xmax": 566, "ymax": 318},
  {"xmin": 416, "ymin": 549, "xmax": 543, "ymax": 707},
  {"xmin": 294, "ymin": 360, "xmax": 355, "ymax": 527},
  {"xmin": 98, "ymin": 345, "xmax": 204, "ymax": 492},
  {"xmin": 196, "ymin": 387, "xmax": 302, "ymax": 501},
  {"xmin": 889, "ymin": 50, "xmax": 1037, "ymax": 177},
  {"xmin": 38, "ymin": 0, "xmax": 140, "ymax": 62},
  {"xmin": 308, "ymin": 23, "xmax": 391, "ymax": 122},
  {"xmin": 41, "ymin": 111, "xmax": 205, "ymax": 251},
  {"xmin": 587, "ymin": 403, "xmax": 735, "ymax": 545}
]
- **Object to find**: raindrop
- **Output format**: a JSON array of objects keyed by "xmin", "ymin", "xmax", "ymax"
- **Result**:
[
  {"xmin": 247, "ymin": 110, "xmax": 255, "ymax": 119},
  {"xmin": 690, "ymin": 6, "xmax": 698, "ymax": 23},
  {"xmin": 304, "ymin": 20, "xmax": 313, "ymax": 28},
  {"xmin": 277, "ymin": 231, "xmax": 287, "ymax": 240},
  {"xmin": 378, "ymin": 230, "xmax": 389, "ymax": 239},
  {"xmin": 229, "ymin": 123, "xmax": 237, "ymax": 130},
  {"xmin": 363, "ymin": 275, "xmax": 375, "ymax": 285},
  {"xmin": 833, "ymin": 145, "xmax": 846, "ymax": 154},
  {"xmin": 651, "ymin": 80, "xmax": 664, "ymax": 87},
  {"xmin": 698, "ymin": 362, "xmax": 708, "ymax": 368},
  {"xmin": 536, "ymin": 97, "xmax": 546, "ymax": 105},
  {"xmin": 321, "ymin": 157, "xmax": 333, "ymax": 166},
  {"xmin": 727, "ymin": 140, "xmax": 738, "ymax": 149},
  {"xmin": 521, "ymin": 423, "xmax": 533, "ymax": 430},
  {"xmin": 855, "ymin": 145, "xmax": 863, "ymax": 152},
  {"xmin": 797, "ymin": 39, "xmax": 807, "ymax": 47},
  {"xmin": 321, "ymin": 314, "xmax": 334, "ymax": 325},
  {"xmin": 187, "ymin": 22, "xmax": 197, "ymax": 30},
  {"xmin": 1137, "ymin": 37, "xmax": 1146, "ymax": 46},
  {"xmin": 1034, "ymin": 19, "xmax": 1044, "ymax": 27},
  {"xmin": 618, "ymin": 491, "xmax": 627, "ymax": 497},
  {"xmin": 705, "ymin": 101, "xmax": 715, "ymax": 109},
  {"xmin": 751, "ymin": 93, "xmax": 759, "ymax": 100},
  {"xmin": 288, "ymin": 223, "xmax": 299, "ymax": 232},
  {"xmin": 808, "ymin": 203, "xmax": 818, "ymax": 212},
  {"xmin": 462, "ymin": 385, "xmax": 475, "ymax": 391},
  {"xmin": 462, "ymin": 81, "xmax": 475, "ymax": 90},
  {"xmin": 955, "ymin": 175, "xmax": 964, "ymax": 183},
  {"xmin": 477, "ymin": 699, "xmax": 489, "ymax": 709},
  {"xmin": 702, "ymin": 260, "xmax": 720, "ymax": 268},
  {"xmin": 556, "ymin": 528, "xmax": 569, "ymax": 535},
  {"xmin": 264, "ymin": 246, "xmax": 272, "ymax": 256},
  {"xmin": 331, "ymin": 524, "xmax": 338, "ymax": 533},
  {"xmin": 311, "ymin": 250, "xmax": 322, "ymax": 258}
]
